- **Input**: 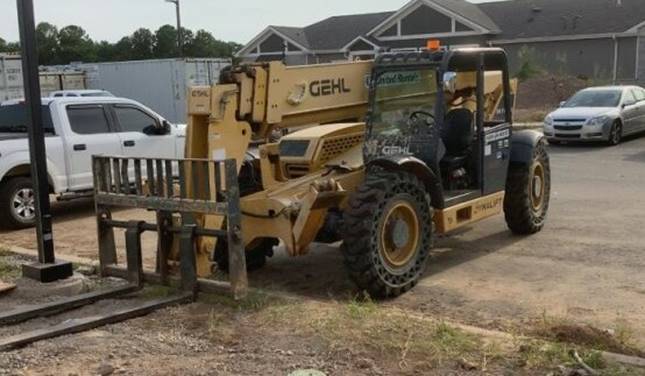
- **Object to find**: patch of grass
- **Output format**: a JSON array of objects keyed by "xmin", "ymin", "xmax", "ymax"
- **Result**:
[
  {"xmin": 259, "ymin": 301, "xmax": 483, "ymax": 369},
  {"xmin": 139, "ymin": 285, "xmax": 175, "ymax": 299},
  {"xmin": 0, "ymin": 256, "xmax": 20, "ymax": 280},
  {"xmin": 346, "ymin": 294, "xmax": 378, "ymax": 320},
  {"xmin": 0, "ymin": 247, "xmax": 12, "ymax": 257}
]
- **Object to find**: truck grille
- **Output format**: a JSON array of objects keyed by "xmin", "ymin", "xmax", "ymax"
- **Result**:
[
  {"xmin": 554, "ymin": 125, "xmax": 583, "ymax": 131},
  {"xmin": 319, "ymin": 134, "xmax": 364, "ymax": 163}
]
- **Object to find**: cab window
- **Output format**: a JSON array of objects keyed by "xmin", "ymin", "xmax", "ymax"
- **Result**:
[
  {"xmin": 67, "ymin": 105, "xmax": 111, "ymax": 134},
  {"xmin": 113, "ymin": 106, "xmax": 159, "ymax": 134}
]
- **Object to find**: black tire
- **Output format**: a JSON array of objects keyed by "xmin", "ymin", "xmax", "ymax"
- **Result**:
[
  {"xmin": 607, "ymin": 120, "xmax": 622, "ymax": 146},
  {"xmin": 0, "ymin": 177, "xmax": 36, "ymax": 229},
  {"xmin": 341, "ymin": 170, "xmax": 433, "ymax": 298},
  {"xmin": 213, "ymin": 237, "xmax": 278, "ymax": 272},
  {"xmin": 504, "ymin": 139, "xmax": 550, "ymax": 234}
]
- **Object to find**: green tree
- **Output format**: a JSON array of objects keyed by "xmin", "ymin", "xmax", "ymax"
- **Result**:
[
  {"xmin": 95, "ymin": 41, "xmax": 116, "ymax": 62},
  {"xmin": 0, "ymin": 37, "xmax": 6, "ymax": 52},
  {"xmin": 35, "ymin": 22, "xmax": 59, "ymax": 64},
  {"xmin": 112, "ymin": 37, "xmax": 134, "ymax": 61},
  {"xmin": 185, "ymin": 30, "xmax": 243, "ymax": 58},
  {"xmin": 154, "ymin": 25, "xmax": 178, "ymax": 58},
  {"xmin": 5, "ymin": 42, "xmax": 21, "ymax": 54},
  {"xmin": 57, "ymin": 25, "xmax": 96, "ymax": 63},
  {"xmin": 130, "ymin": 28, "xmax": 155, "ymax": 60}
]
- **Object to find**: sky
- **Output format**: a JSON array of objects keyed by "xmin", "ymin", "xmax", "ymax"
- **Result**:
[{"xmin": 0, "ymin": 0, "xmax": 498, "ymax": 45}]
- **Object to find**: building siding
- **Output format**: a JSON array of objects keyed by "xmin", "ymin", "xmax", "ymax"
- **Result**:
[{"xmin": 617, "ymin": 37, "xmax": 637, "ymax": 82}]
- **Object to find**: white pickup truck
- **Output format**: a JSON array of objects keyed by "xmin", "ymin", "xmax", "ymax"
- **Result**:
[{"xmin": 0, "ymin": 97, "xmax": 186, "ymax": 229}]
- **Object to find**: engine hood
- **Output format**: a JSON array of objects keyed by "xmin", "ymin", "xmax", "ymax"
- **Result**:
[{"xmin": 549, "ymin": 107, "xmax": 618, "ymax": 120}]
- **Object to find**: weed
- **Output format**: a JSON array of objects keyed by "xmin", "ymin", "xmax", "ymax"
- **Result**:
[
  {"xmin": 0, "ymin": 247, "xmax": 12, "ymax": 257},
  {"xmin": 346, "ymin": 294, "xmax": 378, "ymax": 320},
  {"xmin": 0, "ymin": 257, "xmax": 20, "ymax": 280}
]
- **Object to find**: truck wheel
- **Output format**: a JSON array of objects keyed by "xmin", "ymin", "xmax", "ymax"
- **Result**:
[
  {"xmin": 341, "ymin": 171, "xmax": 433, "ymax": 298},
  {"xmin": 0, "ymin": 177, "xmax": 37, "ymax": 229},
  {"xmin": 504, "ymin": 139, "xmax": 550, "ymax": 234},
  {"xmin": 213, "ymin": 237, "xmax": 278, "ymax": 272}
]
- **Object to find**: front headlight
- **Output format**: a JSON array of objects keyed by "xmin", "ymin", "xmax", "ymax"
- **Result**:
[
  {"xmin": 586, "ymin": 115, "xmax": 611, "ymax": 127},
  {"xmin": 544, "ymin": 115, "xmax": 554, "ymax": 127}
]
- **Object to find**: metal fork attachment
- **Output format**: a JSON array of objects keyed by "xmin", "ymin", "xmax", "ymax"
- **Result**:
[{"xmin": 0, "ymin": 156, "xmax": 244, "ymax": 351}]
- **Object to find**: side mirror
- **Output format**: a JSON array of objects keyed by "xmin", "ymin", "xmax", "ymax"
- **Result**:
[
  {"xmin": 559, "ymin": 101, "xmax": 566, "ymax": 107},
  {"xmin": 161, "ymin": 120, "xmax": 172, "ymax": 134}
]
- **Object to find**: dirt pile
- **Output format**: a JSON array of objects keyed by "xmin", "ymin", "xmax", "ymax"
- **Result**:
[{"xmin": 517, "ymin": 74, "xmax": 590, "ymax": 111}]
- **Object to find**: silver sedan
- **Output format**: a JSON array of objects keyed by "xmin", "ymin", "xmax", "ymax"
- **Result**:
[{"xmin": 543, "ymin": 86, "xmax": 645, "ymax": 145}]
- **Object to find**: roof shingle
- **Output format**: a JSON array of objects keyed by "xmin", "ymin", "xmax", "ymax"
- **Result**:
[{"xmin": 479, "ymin": 0, "xmax": 645, "ymax": 40}]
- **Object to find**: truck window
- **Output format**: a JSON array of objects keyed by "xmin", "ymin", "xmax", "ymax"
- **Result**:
[
  {"xmin": 114, "ymin": 106, "xmax": 158, "ymax": 133},
  {"xmin": 0, "ymin": 104, "xmax": 54, "ymax": 134},
  {"xmin": 67, "ymin": 105, "xmax": 111, "ymax": 135}
]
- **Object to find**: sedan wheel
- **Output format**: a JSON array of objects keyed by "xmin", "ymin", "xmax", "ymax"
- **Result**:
[{"xmin": 607, "ymin": 121, "xmax": 622, "ymax": 146}]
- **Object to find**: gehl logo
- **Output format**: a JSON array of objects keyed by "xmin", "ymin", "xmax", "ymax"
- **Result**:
[{"xmin": 310, "ymin": 78, "xmax": 351, "ymax": 97}]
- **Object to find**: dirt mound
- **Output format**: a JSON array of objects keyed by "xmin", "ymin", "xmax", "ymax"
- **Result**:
[
  {"xmin": 541, "ymin": 324, "xmax": 645, "ymax": 358},
  {"xmin": 517, "ymin": 74, "xmax": 590, "ymax": 111}
]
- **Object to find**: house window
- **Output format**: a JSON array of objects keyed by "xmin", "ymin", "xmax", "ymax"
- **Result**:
[
  {"xmin": 380, "ymin": 24, "xmax": 398, "ymax": 37},
  {"xmin": 401, "ymin": 5, "xmax": 452, "ymax": 35},
  {"xmin": 455, "ymin": 21, "xmax": 474, "ymax": 32},
  {"xmin": 259, "ymin": 34, "xmax": 286, "ymax": 53}
]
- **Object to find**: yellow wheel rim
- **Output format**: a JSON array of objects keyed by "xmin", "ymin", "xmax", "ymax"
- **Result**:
[
  {"xmin": 530, "ymin": 162, "xmax": 546, "ymax": 211},
  {"xmin": 379, "ymin": 201, "xmax": 420, "ymax": 268}
]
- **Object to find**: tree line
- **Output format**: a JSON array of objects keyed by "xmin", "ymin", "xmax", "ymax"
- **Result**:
[{"xmin": 0, "ymin": 23, "xmax": 242, "ymax": 65}]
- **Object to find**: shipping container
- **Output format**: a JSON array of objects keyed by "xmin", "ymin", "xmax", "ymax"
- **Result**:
[
  {"xmin": 80, "ymin": 58, "xmax": 231, "ymax": 123},
  {"xmin": 1, "ymin": 54, "xmax": 87, "ymax": 102},
  {"xmin": 0, "ymin": 55, "xmax": 24, "ymax": 102}
]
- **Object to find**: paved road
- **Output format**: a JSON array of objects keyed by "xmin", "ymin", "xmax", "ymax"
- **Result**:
[{"xmin": 2, "ymin": 134, "xmax": 645, "ymax": 346}]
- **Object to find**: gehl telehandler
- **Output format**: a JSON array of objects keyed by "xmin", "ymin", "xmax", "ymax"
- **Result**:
[{"xmin": 93, "ymin": 47, "xmax": 550, "ymax": 299}]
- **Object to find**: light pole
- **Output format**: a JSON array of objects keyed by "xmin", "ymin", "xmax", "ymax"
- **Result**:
[
  {"xmin": 16, "ymin": 0, "xmax": 72, "ymax": 282},
  {"xmin": 165, "ymin": 0, "xmax": 182, "ymax": 57}
]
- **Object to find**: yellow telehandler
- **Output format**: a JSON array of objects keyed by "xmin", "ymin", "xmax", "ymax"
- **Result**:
[{"xmin": 92, "ymin": 47, "xmax": 549, "ymax": 299}]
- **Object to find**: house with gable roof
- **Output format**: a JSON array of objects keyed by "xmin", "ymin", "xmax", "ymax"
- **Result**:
[{"xmin": 237, "ymin": 0, "xmax": 645, "ymax": 83}]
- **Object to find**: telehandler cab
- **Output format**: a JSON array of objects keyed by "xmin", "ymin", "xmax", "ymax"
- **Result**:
[{"xmin": 91, "ymin": 47, "xmax": 549, "ymax": 299}]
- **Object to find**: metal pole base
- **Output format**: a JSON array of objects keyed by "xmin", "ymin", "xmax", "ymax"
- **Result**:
[{"xmin": 22, "ymin": 261, "xmax": 73, "ymax": 283}]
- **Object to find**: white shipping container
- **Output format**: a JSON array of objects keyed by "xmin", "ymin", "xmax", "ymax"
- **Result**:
[
  {"xmin": 0, "ymin": 55, "xmax": 25, "ymax": 102},
  {"xmin": 1, "ymin": 55, "xmax": 88, "ymax": 101},
  {"xmin": 80, "ymin": 58, "xmax": 231, "ymax": 124}
]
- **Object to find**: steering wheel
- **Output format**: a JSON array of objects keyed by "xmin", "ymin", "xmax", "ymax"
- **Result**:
[{"xmin": 409, "ymin": 110, "xmax": 435, "ymax": 127}]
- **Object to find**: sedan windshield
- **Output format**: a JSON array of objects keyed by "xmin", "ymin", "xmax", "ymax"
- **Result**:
[
  {"xmin": 563, "ymin": 90, "xmax": 622, "ymax": 108},
  {"xmin": 370, "ymin": 68, "xmax": 439, "ymax": 137},
  {"xmin": 0, "ymin": 104, "xmax": 54, "ymax": 133}
]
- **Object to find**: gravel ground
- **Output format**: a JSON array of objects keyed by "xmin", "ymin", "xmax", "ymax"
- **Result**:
[{"xmin": 2, "ymin": 132, "xmax": 645, "ymax": 374}]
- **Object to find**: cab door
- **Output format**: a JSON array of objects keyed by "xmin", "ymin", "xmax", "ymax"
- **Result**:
[
  {"xmin": 64, "ymin": 104, "xmax": 123, "ymax": 190},
  {"xmin": 482, "ymin": 123, "xmax": 511, "ymax": 195},
  {"xmin": 109, "ymin": 104, "xmax": 177, "ymax": 160}
]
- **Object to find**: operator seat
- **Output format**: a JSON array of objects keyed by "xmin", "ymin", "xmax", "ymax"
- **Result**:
[{"xmin": 440, "ymin": 108, "xmax": 474, "ymax": 170}]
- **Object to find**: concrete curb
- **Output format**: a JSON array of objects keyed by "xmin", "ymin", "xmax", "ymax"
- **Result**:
[
  {"xmin": 3, "ymin": 244, "xmax": 644, "ymax": 369},
  {"xmin": 1, "ymin": 244, "xmax": 99, "ymax": 266}
]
